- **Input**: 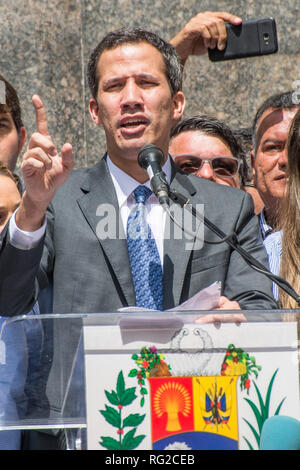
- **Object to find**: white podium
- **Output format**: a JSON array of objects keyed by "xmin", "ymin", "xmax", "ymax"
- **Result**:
[{"xmin": 0, "ymin": 310, "xmax": 299, "ymax": 450}]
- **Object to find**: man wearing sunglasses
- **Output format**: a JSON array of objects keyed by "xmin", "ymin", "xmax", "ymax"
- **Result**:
[{"xmin": 169, "ymin": 115, "xmax": 248, "ymax": 189}]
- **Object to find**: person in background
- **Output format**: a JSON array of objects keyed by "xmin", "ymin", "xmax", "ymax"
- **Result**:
[
  {"xmin": 170, "ymin": 16, "xmax": 299, "ymax": 232},
  {"xmin": 0, "ymin": 163, "xmax": 21, "ymax": 233},
  {"xmin": 0, "ymin": 74, "xmax": 27, "ymax": 192},
  {"xmin": 277, "ymin": 109, "xmax": 300, "ymax": 355},
  {"xmin": 251, "ymin": 91, "xmax": 300, "ymax": 238},
  {"xmin": 0, "ymin": 74, "xmax": 45, "ymax": 450},
  {"xmin": 262, "ymin": 109, "xmax": 300, "ymax": 367},
  {"xmin": 264, "ymin": 109, "xmax": 300, "ymax": 304},
  {"xmin": 168, "ymin": 12, "xmax": 263, "ymax": 213},
  {"xmin": 278, "ymin": 108, "xmax": 300, "ymax": 308},
  {"xmin": 170, "ymin": 11, "xmax": 242, "ymax": 69},
  {"xmin": 0, "ymin": 163, "xmax": 42, "ymax": 450},
  {"xmin": 169, "ymin": 115, "xmax": 248, "ymax": 189}
]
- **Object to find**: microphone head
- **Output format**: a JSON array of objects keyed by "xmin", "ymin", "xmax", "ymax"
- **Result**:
[
  {"xmin": 260, "ymin": 415, "xmax": 300, "ymax": 450},
  {"xmin": 138, "ymin": 144, "xmax": 164, "ymax": 170}
]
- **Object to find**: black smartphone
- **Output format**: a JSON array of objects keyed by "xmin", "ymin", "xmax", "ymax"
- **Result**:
[{"xmin": 208, "ymin": 17, "xmax": 278, "ymax": 62}]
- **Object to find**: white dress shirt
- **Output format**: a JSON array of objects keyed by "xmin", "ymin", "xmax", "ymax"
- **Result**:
[{"xmin": 8, "ymin": 155, "xmax": 172, "ymax": 265}]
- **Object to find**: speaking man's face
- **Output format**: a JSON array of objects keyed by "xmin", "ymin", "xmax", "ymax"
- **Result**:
[{"xmin": 89, "ymin": 42, "xmax": 185, "ymax": 177}]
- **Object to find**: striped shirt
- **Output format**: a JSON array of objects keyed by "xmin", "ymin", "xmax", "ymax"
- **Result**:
[
  {"xmin": 258, "ymin": 209, "xmax": 282, "ymax": 299},
  {"xmin": 259, "ymin": 210, "xmax": 273, "ymax": 240},
  {"xmin": 263, "ymin": 230, "xmax": 282, "ymax": 300}
]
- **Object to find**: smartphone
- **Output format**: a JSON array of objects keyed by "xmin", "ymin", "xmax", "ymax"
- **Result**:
[{"xmin": 208, "ymin": 17, "xmax": 278, "ymax": 62}]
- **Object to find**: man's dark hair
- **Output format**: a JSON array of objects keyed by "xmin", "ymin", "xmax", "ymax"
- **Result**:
[
  {"xmin": 252, "ymin": 91, "xmax": 299, "ymax": 154},
  {"xmin": 233, "ymin": 127, "xmax": 252, "ymax": 153},
  {"xmin": 87, "ymin": 27, "xmax": 182, "ymax": 100},
  {"xmin": 233, "ymin": 127, "xmax": 253, "ymax": 182},
  {"xmin": 170, "ymin": 115, "xmax": 249, "ymax": 186},
  {"xmin": 0, "ymin": 74, "xmax": 23, "ymax": 135}
]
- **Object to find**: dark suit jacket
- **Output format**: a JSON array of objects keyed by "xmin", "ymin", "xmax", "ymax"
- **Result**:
[
  {"xmin": 0, "ymin": 156, "xmax": 276, "ymax": 314},
  {"xmin": 0, "ymin": 157, "xmax": 277, "ymax": 416}
]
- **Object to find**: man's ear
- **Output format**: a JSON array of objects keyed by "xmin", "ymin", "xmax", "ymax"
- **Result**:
[
  {"xmin": 18, "ymin": 126, "xmax": 27, "ymax": 155},
  {"xmin": 172, "ymin": 91, "xmax": 185, "ymax": 123},
  {"xmin": 89, "ymin": 98, "xmax": 102, "ymax": 126}
]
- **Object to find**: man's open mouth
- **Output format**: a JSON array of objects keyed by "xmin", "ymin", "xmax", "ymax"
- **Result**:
[
  {"xmin": 121, "ymin": 120, "xmax": 146, "ymax": 128},
  {"xmin": 120, "ymin": 116, "xmax": 149, "ymax": 129}
]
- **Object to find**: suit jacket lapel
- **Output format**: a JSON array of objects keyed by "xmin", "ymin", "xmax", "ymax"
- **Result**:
[
  {"xmin": 163, "ymin": 165, "xmax": 203, "ymax": 309},
  {"xmin": 76, "ymin": 157, "xmax": 136, "ymax": 307},
  {"xmin": 75, "ymin": 158, "xmax": 203, "ymax": 310}
]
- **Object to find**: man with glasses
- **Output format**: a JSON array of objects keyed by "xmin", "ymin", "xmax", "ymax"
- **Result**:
[{"xmin": 169, "ymin": 115, "xmax": 248, "ymax": 189}]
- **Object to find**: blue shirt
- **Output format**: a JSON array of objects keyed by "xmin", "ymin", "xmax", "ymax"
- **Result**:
[
  {"xmin": 259, "ymin": 210, "xmax": 274, "ymax": 240},
  {"xmin": 263, "ymin": 230, "xmax": 282, "ymax": 300}
]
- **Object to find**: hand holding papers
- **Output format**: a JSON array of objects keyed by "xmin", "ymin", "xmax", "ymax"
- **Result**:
[{"xmin": 118, "ymin": 282, "xmax": 245, "ymax": 328}]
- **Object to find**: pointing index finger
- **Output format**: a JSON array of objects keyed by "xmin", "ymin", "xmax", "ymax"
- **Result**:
[{"xmin": 32, "ymin": 94, "xmax": 50, "ymax": 136}]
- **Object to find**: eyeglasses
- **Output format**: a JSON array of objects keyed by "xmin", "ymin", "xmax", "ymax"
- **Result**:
[{"xmin": 173, "ymin": 155, "xmax": 240, "ymax": 178}]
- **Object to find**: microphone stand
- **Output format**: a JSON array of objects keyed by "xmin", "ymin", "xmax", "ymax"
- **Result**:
[{"xmin": 167, "ymin": 188, "xmax": 300, "ymax": 307}]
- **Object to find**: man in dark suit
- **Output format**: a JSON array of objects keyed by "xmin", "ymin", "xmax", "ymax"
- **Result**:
[
  {"xmin": 0, "ymin": 28, "xmax": 277, "ymax": 447},
  {"xmin": 0, "ymin": 27, "xmax": 276, "ymax": 314}
]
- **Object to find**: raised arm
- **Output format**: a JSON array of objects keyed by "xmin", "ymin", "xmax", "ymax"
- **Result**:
[
  {"xmin": 170, "ymin": 11, "xmax": 242, "ymax": 68},
  {"xmin": 16, "ymin": 95, "xmax": 74, "ymax": 231}
]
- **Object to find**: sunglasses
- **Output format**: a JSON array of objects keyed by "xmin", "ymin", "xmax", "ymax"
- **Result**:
[{"xmin": 173, "ymin": 154, "xmax": 240, "ymax": 178}]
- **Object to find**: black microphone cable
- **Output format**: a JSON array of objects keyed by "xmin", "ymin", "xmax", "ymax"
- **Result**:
[{"xmin": 167, "ymin": 188, "xmax": 300, "ymax": 307}]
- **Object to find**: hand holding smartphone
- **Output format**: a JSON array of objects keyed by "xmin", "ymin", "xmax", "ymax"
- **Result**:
[{"xmin": 208, "ymin": 17, "xmax": 278, "ymax": 62}]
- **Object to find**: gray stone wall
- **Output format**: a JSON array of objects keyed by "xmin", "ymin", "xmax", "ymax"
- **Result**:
[{"xmin": 0, "ymin": 0, "xmax": 299, "ymax": 168}]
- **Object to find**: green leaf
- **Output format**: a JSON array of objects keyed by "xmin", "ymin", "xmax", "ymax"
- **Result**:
[
  {"xmin": 140, "ymin": 396, "xmax": 145, "ymax": 407},
  {"xmin": 264, "ymin": 369, "xmax": 279, "ymax": 418},
  {"xmin": 128, "ymin": 434, "xmax": 146, "ymax": 449},
  {"xmin": 99, "ymin": 436, "xmax": 122, "ymax": 450},
  {"xmin": 120, "ymin": 387, "xmax": 137, "ymax": 406},
  {"xmin": 252, "ymin": 381, "xmax": 267, "ymax": 421},
  {"xmin": 128, "ymin": 369, "xmax": 138, "ymax": 377},
  {"xmin": 123, "ymin": 413, "xmax": 145, "ymax": 428},
  {"xmin": 100, "ymin": 405, "xmax": 121, "ymax": 428},
  {"xmin": 141, "ymin": 388, "xmax": 148, "ymax": 395},
  {"xmin": 244, "ymin": 397, "xmax": 264, "ymax": 432},
  {"xmin": 243, "ymin": 418, "xmax": 260, "ymax": 448},
  {"xmin": 243, "ymin": 436, "xmax": 254, "ymax": 450},
  {"xmin": 105, "ymin": 390, "xmax": 119, "ymax": 406},
  {"xmin": 274, "ymin": 397, "xmax": 286, "ymax": 416},
  {"xmin": 121, "ymin": 428, "xmax": 146, "ymax": 450},
  {"xmin": 122, "ymin": 428, "xmax": 136, "ymax": 448},
  {"xmin": 117, "ymin": 371, "xmax": 125, "ymax": 398}
]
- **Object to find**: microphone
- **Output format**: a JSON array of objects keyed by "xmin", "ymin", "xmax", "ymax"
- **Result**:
[
  {"xmin": 260, "ymin": 416, "xmax": 300, "ymax": 450},
  {"xmin": 138, "ymin": 144, "xmax": 169, "ymax": 206}
]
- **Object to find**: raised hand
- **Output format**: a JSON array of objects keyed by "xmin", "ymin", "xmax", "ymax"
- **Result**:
[
  {"xmin": 170, "ymin": 11, "xmax": 242, "ymax": 67},
  {"xmin": 17, "ymin": 95, "xmax": 74, "ymax": 231},
  {"xmin": 21, "ymin": 95, "xmax": 74, "ymax": 203}
]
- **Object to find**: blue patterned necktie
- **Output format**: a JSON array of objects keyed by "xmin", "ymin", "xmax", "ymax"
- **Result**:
[{"xmin": 126, "ymin": 185, "xmax": 163, "ymax": 310}]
